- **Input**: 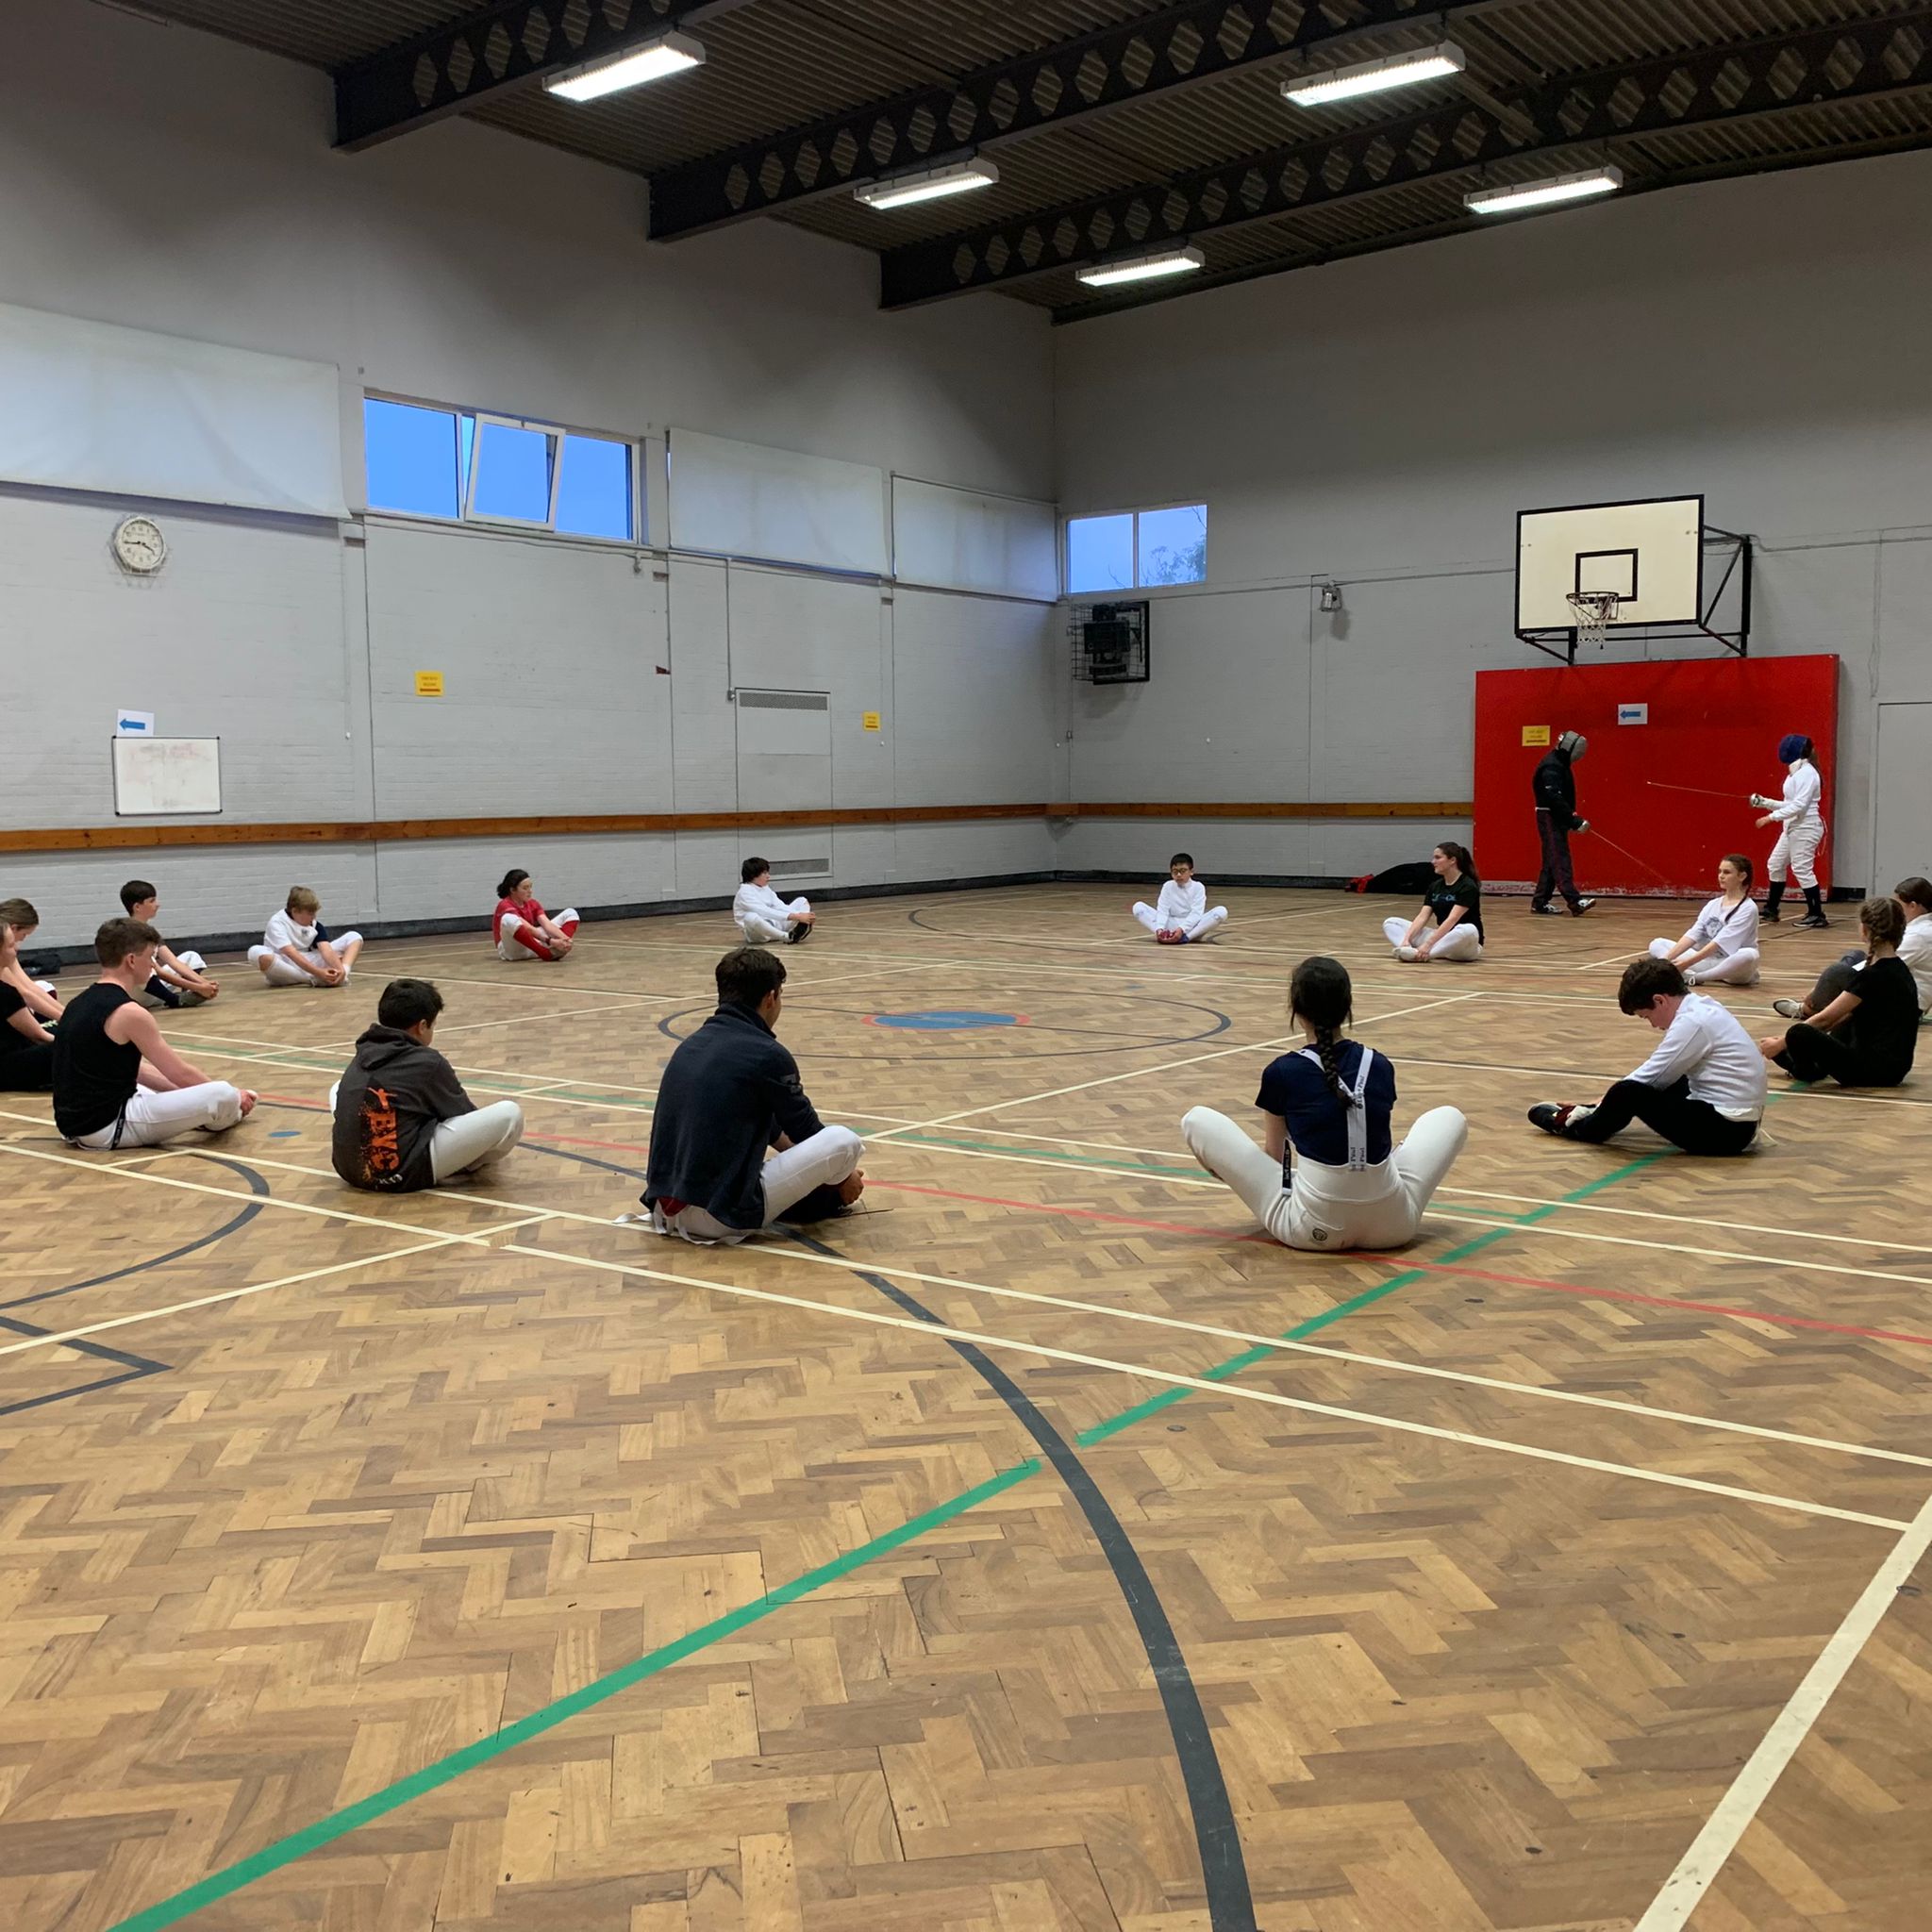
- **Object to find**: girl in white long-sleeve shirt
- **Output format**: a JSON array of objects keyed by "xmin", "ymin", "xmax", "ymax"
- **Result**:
[
  {"xmin": 1132, "ymin": 854, "xmax": 1228, "ymax": 944},
  {"xmin": 1753, "ymin": 732, "xmax": 1828, "ymax": 928},
  {"xmin": 1647, "ymin": 854, "xmax": 1760, "ymax": 987},
  {"xmin": 734, "ymin": 858, "xmax": 813, "ymax": 946}
]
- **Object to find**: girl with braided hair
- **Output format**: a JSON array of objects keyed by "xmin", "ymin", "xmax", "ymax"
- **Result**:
[{"xmin": 1181, "ymin": 956, "xmax": 1468, "ymax": 1251}]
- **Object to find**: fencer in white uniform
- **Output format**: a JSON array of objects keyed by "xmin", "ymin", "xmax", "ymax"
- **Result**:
[
  {"xmin": 734, "ymin": 858, "xmax": 813, "ymax": 945},
  {"xmin": 1647, "ymin": 855, "xmax": 1761, "ymax": 987},
  {"xmin": 1753, "ymin": 733, "xmax": 1828, "ymax": 928},
  {"xmin": 1132, "ymin": 853, "xmax": 1228, "ymax": 944}
]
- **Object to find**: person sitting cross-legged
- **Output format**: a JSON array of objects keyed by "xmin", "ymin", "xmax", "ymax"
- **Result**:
[
  {"xmin": 330, "ymin": 978, "xmax": 524, "ymax": 1191},
  {"xmin": 1527, "ymin": 955, "xmax": 1765, "ymax": 1156},
  {"xmin": 641, "ymin": 945, "xmax": 862, "ymax": 1242}
]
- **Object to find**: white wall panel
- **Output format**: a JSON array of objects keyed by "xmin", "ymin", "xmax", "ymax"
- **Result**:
[
  {"xmin": 670, "ymin": 429, "xmax": 888, "ymax": 575},
  {"xmin": 0, "ymin": 301, "xmax": 343, "ymax": 516},
  {"xmin": 892, "ymin": 478, "xmax": 1058, "ymax": 600}
]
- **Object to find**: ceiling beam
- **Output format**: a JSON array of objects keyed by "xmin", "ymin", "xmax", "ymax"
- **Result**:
[
  {"xmin": 879, "ymin": 6, "xmax": 1932, "ymax": 308},
  {"xmin": 333, "ymin": 0, "xmax": 756, "ymax": 151},
  {"xmin": 644, "ymin": 0, "xmax": 1532, "ymax": 241}
]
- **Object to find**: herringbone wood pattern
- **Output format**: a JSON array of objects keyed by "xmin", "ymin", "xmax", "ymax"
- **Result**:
[{"xmin": 0, "ymin": 885, "xmax": 1926, "ymax": 1930}]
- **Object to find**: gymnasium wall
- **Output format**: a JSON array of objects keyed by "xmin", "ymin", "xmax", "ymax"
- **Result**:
[
  {"xmin": 0, "ymin": 0, "xmax": 1058, "ymax": 947},
  {"xmin": 1053, "ymin": 145, "xmax": 1932, "ymax": 893}
]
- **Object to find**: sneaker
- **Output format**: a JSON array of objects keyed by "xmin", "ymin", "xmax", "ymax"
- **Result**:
[
  {"xmin": 1527, "ymin": 1101, "xmax": 1594, "ymax": 1136},
  {"xmin": 1761, "ymin": 907, "xmax": 1781, "ymax": 924},
  {"xmin": 786, "ymin": 923, "xmax": 811, "ymax": 944},
  {"xmin": 1796, "ymin": 913, "xmax": 1830, "ymax": 930},
  {"xmin": 1396, "ymin": 944, "xmax": 1420, "ymax": 961},
  {"xmin": 1529, "ymin": 903, "xmax": 1562, "ymax": 916},
  {"xmin": 1571, "ymin": 898, "xmax": 1597, "ymax": 915},
  {"xmin": 1771, "ymin": 998, "xmax": 1807, "ymax": 1020}
]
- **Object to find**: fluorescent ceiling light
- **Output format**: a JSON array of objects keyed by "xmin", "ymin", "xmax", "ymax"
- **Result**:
[
  {"xmin": 1464, "ymin": 165, "xmax": 1624, "ymax": 214},
  {"xmin": 1282, "ymin": 42, "xmax": 1465, "ymax": 108},
  {"xmin": 854, "ymin": 158, "xmax": 1000, "ymax": 210},
  {"xmin": 1075, "ymin": 244, "xmax": 1207, "ymax": 289},
  {"xmin": 544, "ymin": 31, "xmax": 705, "ymax": 103}
]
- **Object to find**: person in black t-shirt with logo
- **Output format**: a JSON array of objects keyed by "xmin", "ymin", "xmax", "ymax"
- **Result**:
[
  {"xmin": 1384, "ymin": 842, "xmax": 1484, "ymax": 962},
  {"xmin": 1761, "ymin": 897, "xmax": 1919, "ymax": 1089},
  {"xmin": 0, "ymin": 913, "xmax": 55, "ymax": 1091}
]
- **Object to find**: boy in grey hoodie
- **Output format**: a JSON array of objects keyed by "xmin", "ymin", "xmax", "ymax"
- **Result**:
[{"xmin": 331, "ymin": 978, "xmax": 523, "ymax": 1191}]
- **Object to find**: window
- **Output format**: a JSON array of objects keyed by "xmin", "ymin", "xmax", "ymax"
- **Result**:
[
  {"xmin": 1065, "ymin": 502, "xmax": 1206, "ymax": 592},
  {"xmin": 364, "ymin": 396, "xmax": 638, "ymax": 541}
]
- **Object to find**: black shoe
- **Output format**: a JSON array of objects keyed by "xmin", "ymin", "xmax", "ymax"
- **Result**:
[
  {"xmin": 1528, "ymin": 1102, "xmax": 1594, "ymax": 1136},
  {"xmin": 1761, "ymin": 908, "xmax": 1781, "ymax": 924},
  {"xmin": 786, "ymin": 922, "xmax": 812, "ymax": 944},
  {"xmin": 1795, "ymin": 913, "xmax": 1830, "ymax": 930},
  {"xmin": 1529, "ymin": 903, "xmax": 1562, "ymax": 916},
  {"xmin": 1570, "ymin": 897, "xmax": 1596, "ymax": 915}
]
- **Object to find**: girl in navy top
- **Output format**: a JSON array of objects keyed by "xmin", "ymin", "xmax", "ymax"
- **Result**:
[{"xmin": 1182, "ymin": 957, "xmax": 1467, "ymax": 1251}]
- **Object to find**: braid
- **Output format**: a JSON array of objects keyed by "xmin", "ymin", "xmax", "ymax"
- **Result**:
[{"xmin": 1315, "ymin": 1027, "xmax": 1357, "ymax": 1109}]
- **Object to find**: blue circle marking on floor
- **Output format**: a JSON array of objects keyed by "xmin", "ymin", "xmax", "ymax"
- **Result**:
[
  {"xmin": 268, "ymin": 1129, "xmax": 301, "ymax": 1139},
  {"xmin": 867, "ymin": 1009, "xmax": 1025, "ymax": 1031}
]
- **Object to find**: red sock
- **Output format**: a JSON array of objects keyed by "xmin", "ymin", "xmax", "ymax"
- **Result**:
[
  {"xmin": 558, "ymin": 916, "xmax": 580, "ymax": 938},
  {"xmin": 511, "ymin": 924, "xmax": 555, "ymax": 960}
]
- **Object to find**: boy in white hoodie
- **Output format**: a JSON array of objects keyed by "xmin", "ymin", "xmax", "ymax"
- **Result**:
[
  {"xmin": 1131, "ymin": 854, "xmax": 1228, "ymax": 945},
  {"xmin": 734, "ymin": 858, "xmax": 814, "ymax": 946}
]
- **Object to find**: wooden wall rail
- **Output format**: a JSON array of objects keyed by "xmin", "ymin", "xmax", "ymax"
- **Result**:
[{"xmin": 0, "ymin": 800, "xmax": 1472, "ymax": 856}]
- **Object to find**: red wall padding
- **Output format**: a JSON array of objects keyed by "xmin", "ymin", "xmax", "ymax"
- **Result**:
[{"xmin": 1474, "ymin": 656, "xmax": 1840, "ymax": 896}]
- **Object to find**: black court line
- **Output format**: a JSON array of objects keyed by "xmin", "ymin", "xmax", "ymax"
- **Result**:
[
  {"xmin": 0, "ymin": 1157, "xmax": 273, "ymax": 1420},
  {"xmin": 538, "ymin": 1142, "xmax": 1257, "ymax": 1932}
]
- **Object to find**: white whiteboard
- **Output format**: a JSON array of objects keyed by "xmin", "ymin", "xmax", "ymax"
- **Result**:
[{"xmin": 112, "ymin": 737, "xmax": 223, "ymax": 817}]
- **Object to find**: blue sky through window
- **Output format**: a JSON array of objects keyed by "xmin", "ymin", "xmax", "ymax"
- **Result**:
[
  {"xmin": 556, "ymin": 434, "xmax": 633, "ymax": 540},
  {"xmin": 364, "ymin": 398, "xmax": 459, "ymax": 518}
]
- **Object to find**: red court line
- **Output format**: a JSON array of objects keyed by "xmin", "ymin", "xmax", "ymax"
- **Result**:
[
  {"xmin": 863, "ymin": 1179, "xmax": 1932, "ymax": 1353},
  {"xmin": 258, "ymin": 1096, "xmax": 1932, "ymax": 1351}
]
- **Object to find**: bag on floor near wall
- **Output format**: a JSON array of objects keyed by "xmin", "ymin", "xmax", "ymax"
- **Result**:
[
  {"xmin": 1362, "ymin": 861, "xmax": 1437, "ymax": 896},
  {"xmin": 19, "ymin": 953, "xmax": 59, "ymax": 978}
]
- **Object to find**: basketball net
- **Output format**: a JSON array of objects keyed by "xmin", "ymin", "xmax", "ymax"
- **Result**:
[{"xmin": 1566, "ymin": 590, "xmax": 1621, "ymax": 648}]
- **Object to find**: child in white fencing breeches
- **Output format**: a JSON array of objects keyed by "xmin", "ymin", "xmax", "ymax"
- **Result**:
[
  {"xmin": 735, "ymin": 858, "xmax": 814, "ymax": 946},
  {"xmin": 1181, "ymin": 956, "xmax": 1466, "ymax": 1251},
  {"xmin": 1132, "ymin": 853, "xmax": 1227, "ymax": 944},
  {"xmin": 1385, "ymin": 842, "xmax": 1484, "ymax": 962},
  {"xmin": 1647, "ymin": 854, "xmax": 1760, "ymax": 987}
]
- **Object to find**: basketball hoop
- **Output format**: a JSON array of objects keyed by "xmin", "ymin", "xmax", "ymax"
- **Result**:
[{"xmin": 1566, "ymin": 590, "xmax": 1621, "ymax": 648}]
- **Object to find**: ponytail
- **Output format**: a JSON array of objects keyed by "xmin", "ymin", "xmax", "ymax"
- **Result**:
[
  {"xmin": 1435, "ymin": 840, "xmax": 1478, "ymax": 884},
  {"xmin": 1290, "ymin": 956, "xmax": 1358, "ymax": 1110}
]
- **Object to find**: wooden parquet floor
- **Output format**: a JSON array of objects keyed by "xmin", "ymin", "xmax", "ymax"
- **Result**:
[{"xmin": 0, "ymin": 883, "xmax": 1928, "ymax": 1931}]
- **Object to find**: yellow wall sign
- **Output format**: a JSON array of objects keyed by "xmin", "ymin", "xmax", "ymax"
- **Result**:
[
  {"xmin": 414, "ymin": 671, "xmax": 444, "ymax": 697},
  {"xmin": 862, "ymin": 710, "xmax": 881, "ymax": 732},
  {"xmin": 1522, "ymin": 724, "xmax": 1550, "ymax": 747}
]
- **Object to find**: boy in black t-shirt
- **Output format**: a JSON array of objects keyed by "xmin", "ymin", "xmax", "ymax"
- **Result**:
[{"xmin": 1385, "ymin": 842, "xmax": 1484, "ymax": 962}]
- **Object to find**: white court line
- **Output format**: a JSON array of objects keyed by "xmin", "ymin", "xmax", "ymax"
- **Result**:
[
  {"xmin": 12, "ymin": 1129, "xmax": 1919, "ymax": 1513},
  {"xmin": 0, "ymin": 1133, "xmax": 553, "ymax": 1251},
  {"xmin": 1631, "ymin": 1482, "xmax": 1932, "ymax": 1930},
  {"xmin": 501, "ymin": 1241, "xmax": 1910, "ymax": 1533},
  {"xmin": 877, "ymin": 992, "xmax": 1485, "ymax": 1137},
  {"xmin": 144, "ymin": 1148, "xmax": 1932, "ymax": 1474},
  {"xmin": 0, "ymin": 1219, "xmax": 547, "ymax": 1359},
  {"xmin": 1393, "ymin": 1054, "xmax": 1932, "ymax": 1112}
]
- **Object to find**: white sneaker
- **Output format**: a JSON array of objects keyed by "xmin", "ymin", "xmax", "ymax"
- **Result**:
[{"xmin": 1396, "ymin": 944, "xmax": 1420, "ymax": 961}]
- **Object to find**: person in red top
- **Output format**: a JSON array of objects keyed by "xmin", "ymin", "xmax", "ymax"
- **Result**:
[{"xmin": 492, "ymin": 868, "xmax": 580, "ymax": 962}]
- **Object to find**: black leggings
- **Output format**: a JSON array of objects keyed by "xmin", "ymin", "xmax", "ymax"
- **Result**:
[
  {"xmin": 1805, "ymin": 953, "xmax": 1864, "ymax": 1013},
  {"xmin": 0, "ymin": 1043, "xmax": 54, "ymax": 1091},
  {"xmin": 1566, "ymin": 1076, "xmax": 1757, "ymax": 1155},
  {"xmin": 1774, "ymin": 1025, "xmax": 1907, "ymax": 1089}
]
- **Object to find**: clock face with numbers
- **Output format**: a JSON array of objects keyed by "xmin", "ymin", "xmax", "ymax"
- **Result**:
[{"xmin": 112, "ymin": 516, "xmax": 167, "ymax": 575}]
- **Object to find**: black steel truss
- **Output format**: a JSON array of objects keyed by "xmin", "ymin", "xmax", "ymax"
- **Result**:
[
  {"xmin": 334, "ymin": 0, "xmax": 754, "ymax": 151},
  {"xmin": 881, "ymin": 6, "xmax": 1932, "ymax": 308},
  {"xmin": 645, "ymin": 0, "xmax": 1512, "ymax": 240}
]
